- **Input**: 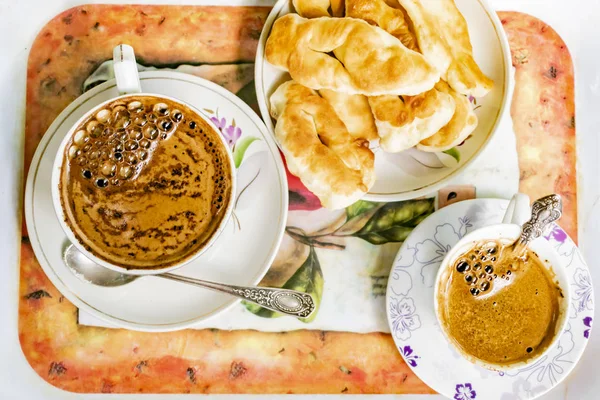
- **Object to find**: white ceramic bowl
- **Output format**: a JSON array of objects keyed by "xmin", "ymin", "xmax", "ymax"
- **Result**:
[{"xmin": 255, "ymin": 0, "xmax": 511, "ymax": 202}]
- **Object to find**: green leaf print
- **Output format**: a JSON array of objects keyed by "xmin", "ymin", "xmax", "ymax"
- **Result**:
[
  {"xmin": 352, "ymin": 199, "xmax": 435, "ymax": 245},
  {"xmin": 244, "ymin": 246, "xmax": 324, "ymax": 322},
  {"xmin": 233, "ymin": 136, "xmax": 260, "ymax": 168},
  {"xmin": 442, "ymin": 147, "xmax": 461, "ymax": 163},
  {"xmin": 346, "ymin": 200, "xmax": 379, "ymax": 220}
]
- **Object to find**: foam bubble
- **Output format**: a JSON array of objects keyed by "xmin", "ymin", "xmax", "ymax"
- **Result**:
[
  {"xmin": 125, "ymin": 141, "xmax": 139, "ymax": 151},
  {"xmin": 68, "ymin": 146, "xmax": 79, "ymax": 160},
  {"xmin": 96, "ymin": 109, "xmax": 111, "ymax": 124},
  {"xmin": 118, "ymin": 165, "xmax": 133, "ymax": 179},
  {"xmin": 126, "ymin": 153, "xmax": 137, "ymax": 164},
  {"xmin": 134, "ymin": 114, "xmax": 147, "ymax": 126},
  {"xmin": 101, "ymin": 161, "xmax": 116, "ymax": 177},
  {"xmin": 112, "ymin": 106, "xmax": 131, "ymax": 130},
  {"xmin": 103, "ymin": 127, "xmax": 114, "ymax": 137},
  {"xmin": 127, "ymin": 101, "xmax": 144, "ymax": 113},
  {"xmin": 143, "ymin": 124, "xmax": 158, "ymax": 140},
  {"xmin": 171, "ymin": 110, "xmax": 183, "ymax": 122},
  {"xmin": 153, "ymin": 103, "xmax": 169, "ymax": 116},
  {"xmin": 129, "ymin": 129, "xmax": 142, "ymax": 141},
  {"xmin": 159, "ymin": 119, "xmax": 174, "ymax": 132}
]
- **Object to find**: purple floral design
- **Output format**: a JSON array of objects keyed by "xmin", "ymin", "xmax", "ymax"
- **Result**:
[
  {"xmin": 210, "ymin": 116, "xmax": 227, "ymax": 130},
  {"xmin": 544, "ymin": 224, "xmax": 567, "ymax": 243},
  {"xmin": 399, "ymin": 345, "xmax": 420, "ymax": 367},
  {"xmin": 222, "ymin": 124, "xmax": 242, "ymax": 148},
  {"xmin": 454, "ymin": 383, "xmax": 476, "ymax": 400},
  {"xmin": 584, "ymin": 317, "xmax": 593, "ymax": 339},
  {"xmin": 389, "ymin": 296, "xmax": 421, "ymax": 341},
  {"xmin": 210, "ymin": 115, "xmax": 242, "ymax": 149},
  {"xmin": 572, "ymin": 268, "xmax": 593, "ymax": 315}
]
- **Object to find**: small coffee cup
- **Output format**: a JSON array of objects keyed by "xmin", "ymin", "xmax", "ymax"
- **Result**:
[
  {"xmin": 51, "ymin": 44, "xmax": 236, "ymax": 275},
  {"xmin": 434, "ymin": 193, "xmax": 571, "ymax": 371}
]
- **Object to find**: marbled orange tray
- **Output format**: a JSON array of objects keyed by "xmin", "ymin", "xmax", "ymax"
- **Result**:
[{"xmin": 18, "ymin": 5, "xmax": 576, "ymax": 394}]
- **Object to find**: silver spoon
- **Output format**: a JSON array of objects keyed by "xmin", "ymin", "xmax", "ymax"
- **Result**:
[
  {"xmin": 63, "ymin": 245, "xmax": 315, "ymax": 318},
  {"xmin": 512, "ymin": 194, "xmax": 563, "ymax": 256}
]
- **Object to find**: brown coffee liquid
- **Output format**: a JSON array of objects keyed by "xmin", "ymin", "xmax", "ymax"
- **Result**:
[
  {"xmin": 59, "ymin": 96, "xmax": 232, "ymax": 269},
  {"xmin": 437, "ymin": 240, "xmax": 562, "ymax": 366}
]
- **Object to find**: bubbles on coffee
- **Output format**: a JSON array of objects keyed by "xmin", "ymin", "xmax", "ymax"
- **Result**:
[
  {"xmin": 66, "ymin": 98, "xmax": 185, "ymax": 188},
  {"xmin": 453, "ymin": 240, "xmax": 514, "ymax": 297}
]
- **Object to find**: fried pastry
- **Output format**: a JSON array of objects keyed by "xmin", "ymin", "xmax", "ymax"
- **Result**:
[
  {"xmin": 319, "ymin": 89, "xmax": 379, "ymax": 141},
  {"xmin": 265, "ymin": 13, "xmax": 439, "ymax": 96},
  {"xmin": 418, "ymin": 81, "xmax": 478, "ymax": 152},
  {"xmin": 270, "ymin": 81, "xmax": 375, "ymax": 209},
  {"xmin": 369, "ymin": 89, "xmax": 456, "ymax": 153},
  {"xmin": 396, "ymin": 0, "xmax": 494, "ymax": 97},
  {"xmin": 293, "ymin": 0, "xmax": 344, "ymax": 18},
  {"xmin": 345, "ymin": 0, "xmax": 418, "ymax": 51}
]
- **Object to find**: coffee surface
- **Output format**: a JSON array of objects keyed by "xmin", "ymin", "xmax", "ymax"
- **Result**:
[
  {"xmin": 438, "ymin": 240, "xmax": 561, "ymax": 366},
  {"xmin": 60, "ymin": 96, "xmax": 232, "ymax": 269}
]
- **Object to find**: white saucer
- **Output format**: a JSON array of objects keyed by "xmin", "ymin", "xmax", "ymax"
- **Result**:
[
  {"xmin": 255, "ymin": 0, "xmax": 511, "ymax": 202},
  {"xmin": 24, "ymin": 71, "xmax": 288, "ymax": 331},
  {"xmin": 386, "ymin": 199, "xmax": 594, "ymax": 400}
]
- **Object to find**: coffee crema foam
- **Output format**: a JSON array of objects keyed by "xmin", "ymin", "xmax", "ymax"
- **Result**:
[
  {"xmin": 438, "ymin": 240, "xmax": 562, "ymax": 366},
  {"xmin": 59, "ymin": 96, "xmax": 232, "ymax": 269}
]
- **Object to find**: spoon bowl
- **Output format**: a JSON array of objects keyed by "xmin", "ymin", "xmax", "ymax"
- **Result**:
[{"xmin": 64, "ymin": 245, "xmax": 138, "ymax": 287}]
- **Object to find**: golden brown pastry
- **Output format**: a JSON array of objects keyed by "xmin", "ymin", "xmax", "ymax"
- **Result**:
[
  {"xmin": 293, "ymin": 0, "xmax": 331, "ymax": 18},
  {"xmin": 369, "ymin": 89, "xmax": 455, "ymax": 153},
  {"xmin": 396, "ymin": 0, "xmax": 494, "ymax": 97},
  {"xmin": 319, "ymin": 89, "xmax": 379, "ymax": 141},
  {"xmin": 270, "ymin": 81, "xmax": 375, "ymax": 209},
  {"xmin": 265, "ymin": 14, "xmax": 439, "ymax": 96},
  {"xmin": 293, "ymin": 0, "xmax": 345, "ymax": 18},
  {"xmin": 345, "ymin": 0, "xmax": 418, "ymax": 51},
  {"xmin": 418, "ymin": 81, "xmax": 478, "ymax": 152},
  {"xmin": 345, "ymin": 0, "xmax": 479, "ymax": 153}
]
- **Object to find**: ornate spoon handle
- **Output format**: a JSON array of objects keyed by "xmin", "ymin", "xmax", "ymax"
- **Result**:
[
  {"xmin": 516, "ymin": 194, "xmax": 563, "ymax": 249},
  {"xmin": 159, "ymin": 273, "xmax": 315, "ymax": 318}
]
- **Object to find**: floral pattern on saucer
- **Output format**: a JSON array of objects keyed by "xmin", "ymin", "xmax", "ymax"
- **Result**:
[{"xmin": 386, "ymin": 199, "xmax": 594, "ymax": 400}]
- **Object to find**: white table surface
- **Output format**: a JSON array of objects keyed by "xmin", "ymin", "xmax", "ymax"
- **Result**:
[{"xmin": 1, "ymin": 0, "xmax": 598, "ymax": 399}]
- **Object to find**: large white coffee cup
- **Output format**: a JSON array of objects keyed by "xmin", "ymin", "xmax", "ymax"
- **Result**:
[{"xmin": 51, "ymin": 44, "xmax": 236, "ymax": 276}]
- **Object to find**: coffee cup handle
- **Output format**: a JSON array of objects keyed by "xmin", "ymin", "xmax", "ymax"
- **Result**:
[
  {"xmin": 502, "ymin": 193, "xmax": 531, "ymax": 226},
  {"xmin": 113, "ymin": 44, "xmax": 142, "ymax": 95}
]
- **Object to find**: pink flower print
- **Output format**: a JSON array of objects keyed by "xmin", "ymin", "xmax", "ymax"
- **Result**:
[
  {"xmin": 211, "ymin": 116, "xmax": 227, "ymax": 130},
  {"xmin": 223, "ymin": 124, "xmax": 242, "ymax": 149}
]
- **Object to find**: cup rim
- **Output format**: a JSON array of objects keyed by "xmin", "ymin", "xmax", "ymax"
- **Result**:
[
  {"xmin": 51, "ymin": 92, "xmax": 237, "ymax": 276},
  {"xmin": 433, "ymin": 223, "xmax": 572, "ymax": 371}
]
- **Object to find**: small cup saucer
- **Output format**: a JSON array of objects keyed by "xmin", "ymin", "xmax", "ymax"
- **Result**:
[{"xmin": 386, "ymin": 198, "xmax": 594, "ymax": 400}]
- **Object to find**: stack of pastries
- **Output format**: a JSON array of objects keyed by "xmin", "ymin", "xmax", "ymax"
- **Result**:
[{"xmin": 266, "ymin": 0, "xmax": 493, "ymax": 209}]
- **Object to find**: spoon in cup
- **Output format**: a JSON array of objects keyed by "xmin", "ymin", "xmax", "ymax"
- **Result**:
[
  {"xmin": 491, "ymin": 194, "xmax": 563, "ymax": 269},
  {"xmin": 63, "ymin": 244, "xmax": 315, "ymax": 318}
]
